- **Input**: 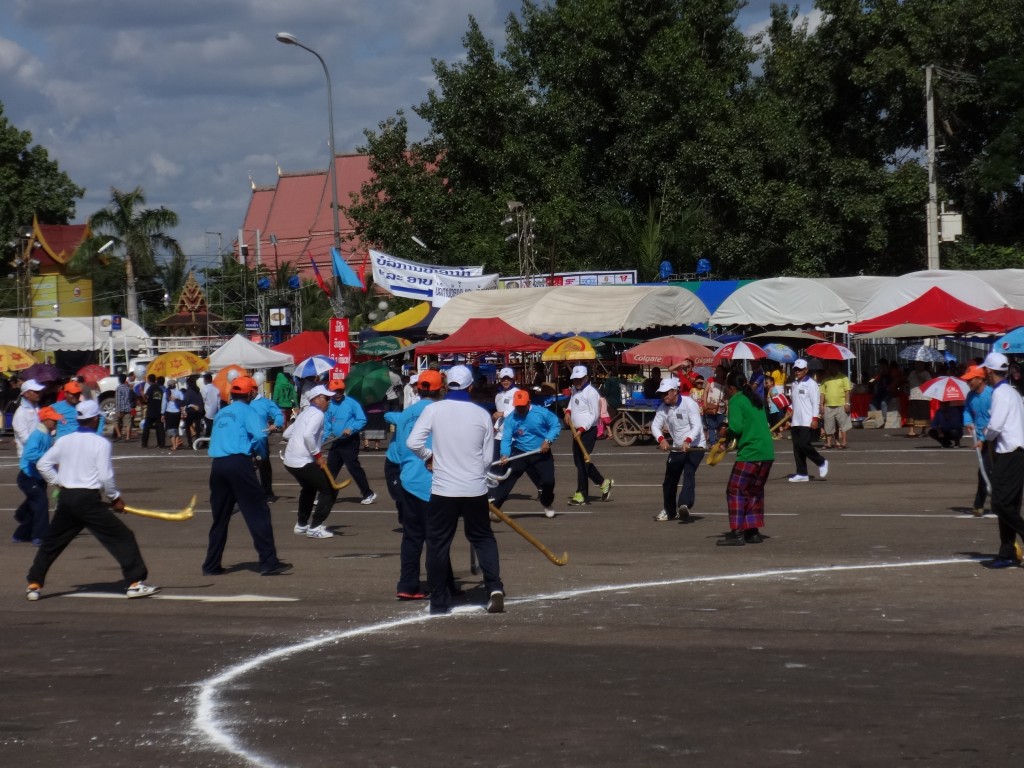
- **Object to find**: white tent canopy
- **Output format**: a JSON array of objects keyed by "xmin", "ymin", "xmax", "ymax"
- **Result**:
[
  {"xmin": 428, "ymin": 285, "xmax": 711, "ymax": 336},
  {"xmin": 854, "ymin": 270, "xmax": 1010, "ymax": 319},
  {"xmin": 0, "ymin": 316, "xmax": 152, "ymax": 352},
  {"xmin": 208, "ymin": 334, "xmax": 293, "ymax": 370}
]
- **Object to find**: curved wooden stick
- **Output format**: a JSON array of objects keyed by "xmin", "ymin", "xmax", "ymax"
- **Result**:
[
  {"xmin": 488, "ymin": 502, "xmax": 568, "ymax": 567},
  {"xmin": 322, "ymin": 464, "xmax": 353, "ymax": 491},
  {"xmin": 570, "ymin": 427, "xmax": 592, "ymax": 464},
  {"xmin": 123, "ymin": 495, "xmax": 197, "ymax": 521},
  {"xmin": 771, "ymin": 411, "xmax": 792, "ymax": 434}
]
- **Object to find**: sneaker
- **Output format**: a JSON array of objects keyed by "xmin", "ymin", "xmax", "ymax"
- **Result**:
[
  {"xmin": 788, "ymin": 475, "xmax": 810, "ymax": 483},
  {"xmin": 126, "ymin": 581, "xmax": 160, "ymax": 598},
  {"xmin": 544, "ymin": 508, "xmax": 556, "ymax": 518},
  {"xmin": 716, "ymin": 535, "xmax": 746, "ymax": 547},
  {"xmin": 261, "ymin": 561, "xmax": 293, "ymax": 576},
  {"xmin": 983, "ymin": 557, "xmax": 1018, "ymax": 569},
  {"xmin": 25, "ymin": 583, "xmax": 40, "ymax": 601},
  {"xmin": 744, "ymin": 530, "xmax": 764, "ymax": 544},
  {"xmin": 600, "ymin": 478, "xmax": 614, "ymax": 501},
  {"xmin": 677, "ymin": 504, "xmax": 690, "ymax": 523},
  {"xmin": 293, "ymin": 523, "xmax": 309, "ymax": 535},
  {"xmin": 486, "ymin": 590, "xmax": 505, "ymax": 613},
  {"xmin": 972, "ymin": 507, "xmax": 985, "ymax": 517},
  {"xmin": 819, "ymin": 460, "xmax": 829, "ymax": 479},
  {"xmin": 396, "ymin": 590, "xmax": 429, "ymax": 600},
  {"xmin": 568, "ymin": 492, "xmax": 586, "ymax": 506},
  {"xmin": 360, "ymin": 492, "xmax": 377, "ymax": 505},
  {"xmin": 306, "ymin": 525, "xmax": 334, "ymax": 538},
  {"xmin": 654, "ymin": 509, "xmax": 671, "ymax": 522}
]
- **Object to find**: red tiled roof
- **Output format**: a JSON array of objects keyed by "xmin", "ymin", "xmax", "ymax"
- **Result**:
[{"xmin": 30, "ymin": 216, "xmax": 91, "ymax": 268}]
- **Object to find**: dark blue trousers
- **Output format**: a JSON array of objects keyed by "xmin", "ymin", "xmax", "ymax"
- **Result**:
[
  {"xmin": 15, "ymin": 471, "xmax": 49, "ymax": 541},
  {"xmin": 205, "ymin": 455, "xmax": 282, "ymax": 574},
  {"xmin": 426, "ymin": 493, "xmax": 503, "ymax": 614},
  {"xmin": 383, "ymin": 458, "xmax": 405, "ymax": 524},
  {"xmin": 328, "ymin": 434, "xmax": 372, "ymax": 499},
  {"xmin": 663, "ymin": 448, "xmax": 704, "ymax": 513},
  {"xmin": 491, "ymin": 451, "xmax": 555, "ymax": 509},
  {"xmin": 573, "ymin": 426, "xmax": 605, "ymax": 497}
]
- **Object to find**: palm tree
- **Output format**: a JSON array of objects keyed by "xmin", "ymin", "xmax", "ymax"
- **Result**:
[{"xmin": 88, "ymin": 187, "xmax": 183, "ymax": 323}]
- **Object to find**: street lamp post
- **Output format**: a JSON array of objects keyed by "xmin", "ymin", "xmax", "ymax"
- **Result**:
[{"xmin": 276, "ymin": 31, "xmax": 345, "ymax": 313}]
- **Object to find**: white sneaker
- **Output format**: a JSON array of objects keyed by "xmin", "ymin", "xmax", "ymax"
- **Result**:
[
  {"xmin": 126, "ymin": 581, "xmax": 160, "ymax": 598},
  {"xmin": 819, "ymin": 460, "xmax": 829, "ymax": 479},
  {"xmin": 360, "ymin": 492, "xmax": 377, "ymax": 505},
  {"xmin": 788, "ymin": 475, "xmax": 810, "ymax": 483},
  {"xmin": 306, "ymin": 525, "xmax": 334, "ymax": 538},
  {"xmin": 293, "ymin": 523, "xmax": 309, "ymax": 535},
  {"xmin": 544, "ymin": 508, "xmax": 555, "ymax": 518},
  {"xmin": 654, "ymin": 509, "xmax": 670, "ymax": 521},
  {"xmin": 486, "ymin": 590, "xmax": 505, "ymax": 613}
]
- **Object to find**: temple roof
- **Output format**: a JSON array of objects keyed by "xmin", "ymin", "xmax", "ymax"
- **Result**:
[{"xmin": 25, "ymin": 215, "xmax": 91, "ymax": 269}]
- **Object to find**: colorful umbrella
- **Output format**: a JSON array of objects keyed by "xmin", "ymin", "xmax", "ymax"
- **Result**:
[
  {"xmin": 22, "ymin": 362, "xmax": 61, "ymax": 383},
  {"xmin": 294, "ymin": 354, "xmax": 337, "ymax": 379},
  {"xmin": 147, "ymin": 351, "xmax": 209, "ymax": 379},
  {"xmin": 358, "ymin": 336, "xmax": 411, "ymax": 357},
  {"xmin": 918, "ymin": 376, "xmax": 969, "ymax": 402},
  {"xmin": 762, "ymin": 343, "xmax": 797, "ymax": 364},
  {"xmin": 0, "ymin": 345, "xmax": 36, "ymax": 373},
  {"xmin": 898, "ymin": 344, "xmax": 945, "ymax": 363},
  {"xmin": 345, "ymin": 360, "xmax": 392, "ymax": 406},
  {"xmin": 76, "ymin": 364, "xmax": 111, "ymax": 387},
  {"xmin": 712, "ymin": 341, "xmax": 767, "ymax": 366},
  {"xmin": 542, "ymin": 336, "xmax": 599, "ymax": 362},
  {"xmin": 992, "ymin": 327, "xmax": 1024, "ymax": 355},
  {"xmin": 621, "ymin": 336, "xmax": 714, "ymax": 368},
  {"xmin": 806, "ymin": 342, "xmax": 856, "ymax": 361},
  {"xmin": 213, "ymin": 364, "xmax": 249, "ymax": 401}
]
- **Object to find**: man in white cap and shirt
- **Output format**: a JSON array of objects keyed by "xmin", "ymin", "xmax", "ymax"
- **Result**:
[
  {"xmin": 979, "ymin": 351, "xmax": 1024, "ymax": 568},
  {"xmin": 492, "ymin": 367, "xmax": 519, "ymax": 459},
  {"xmin": 565, "ymin": 365, "xmax": 613, "ymax": 505},
  {"xmin": 408, "ymin": 364, "xmax": 505, "ymax": 615},
  {"xmin": 13, "ymin": 378, "xmax": 45, "ymax": 458},
  {"xmin": 282, "ymin": 384, "xmax": 338, "ymax": 539},
  {"xmin": 788, "ymin": 358, "xmax": 828, "ymax": 482},
  {"xmin": 651, "ymin": 377, "xmax": 706, "ymax": 521}
]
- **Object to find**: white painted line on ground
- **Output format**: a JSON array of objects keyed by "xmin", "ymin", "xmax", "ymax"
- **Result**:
[
  {"xmin": 194, "ymin": 556, "xmax": 973, "ymax": 768},
  {"xmin": 66, "ymin": 593, "xmax": 298, "ymax": 602}
]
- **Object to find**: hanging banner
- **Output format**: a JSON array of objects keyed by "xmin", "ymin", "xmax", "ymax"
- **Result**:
[
  {"xmin": 432, "ymin": 272, "xmax": 499, "ymax": 307},
  {"xmin": 370, "ymin": 249, "xmax": 484, "ymax": 301},
  {"xmin": 498, "ymin": 270, "xmax": 637, "ymax": 289},
  {"xmin": 328, "ymin": 317, "xmax": 351, "ymax": 380}
]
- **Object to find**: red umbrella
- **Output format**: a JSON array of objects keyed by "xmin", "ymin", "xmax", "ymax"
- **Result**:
[
  {"xmin": 76, "ymin": 364, "xmax": 111, "ymax": 387},
  {"xmin": 621, "ymin": 336, "xmax": 715, "ymax": 368},
  {"xmin": 806, "ymin": 342, "xmax": 856, "ymax": 361},
  {"xmin": 919, "ymin": 376, "xmax": 969, "ymax": 402},
  {"xmin": 712, "ymin": 341, "xmax": 767, "ymax": 366}
]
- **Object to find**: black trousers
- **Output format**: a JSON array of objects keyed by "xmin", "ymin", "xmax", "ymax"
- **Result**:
[
  {"xmin": 255, "ymin": 441, "xmax": 274, "ymax": 497},
  {"xmin": 14, "ymin": 471, "xmax": 49, "ymax": 541},
  {"xmin": 141, "ymin": 415, "xmax": 165, "ymax": 448},
  {"xmin": 991, "ymin": 448, "xmax": 1024, "ymax": 559},
  {"xmin": 426, "ymin": 494, "xmax": 503, "ymax": 614},
  {"xmin": 205, "ymin": 455, "xmax": 281, "ymax": 574},
  {"xmin": 328, "ymin": 434, "xmax": 372, "ymax": 499},
  {"xmin": 491, "ymin": 450, "xmax": 556, "ymax": 509},
  {"xmin": 572, "ymin": 426, "xmax": 605, "ymax": 497},
  {"xmin": 791, "ymin": 426, "xmax": 824, "ymax": 476},
  {"xmin": 663, "ymin": 448, "xmax": 704, "ymax": 513},
  {"xmin": 286, "ymin": 462, "xmax": 336, "ymax": 527},
  {"xmin": 28, "ymin": 488, "xmax": 147, "ymax": 587},
  {"xmin": 383, "ymin": 458, "xmax": 405, "ymax": 524}
]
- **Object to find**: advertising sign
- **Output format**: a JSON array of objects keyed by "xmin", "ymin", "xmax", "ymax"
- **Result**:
[
  {"xmin": 328, "ymin": 317, "xmax": 351, "ymax": 379},
  {"xmin": 370, "ymin": 249, "xmax": 484, "ymax": 301},
  {"xmin": 498, "ymin": 270, "xmax": 637, "ymax": 289}
]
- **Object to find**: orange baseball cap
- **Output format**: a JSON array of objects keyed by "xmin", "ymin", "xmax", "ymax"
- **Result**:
[
  {"xmin": 37, "ymin": 406, "xmax": 65, "ymax": 423},
  {"xmin": 512, "ymin": 389, "xmax": 530, "ymax": 406},
  {"xmin": 63, "ymin": 381, "xmax": 82, "ymax": 394},
  {"xmin": 960, "ymin": 365, "xmax": 986, "ymax": 381},
  {"xmin": 417, "ymin": 370, "xmax": 444, "ymax": 392},
  {"xmin": 328, "ymin": 378, "xmax": 346, "ymax": 392},
  {"xmin": 230, "ymin": 376, "xmax": 256, "ymax": 395}
]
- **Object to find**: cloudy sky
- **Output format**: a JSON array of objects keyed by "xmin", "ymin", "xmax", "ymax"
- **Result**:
[{"xmin": 1, "ymin": 0, "xmax": 785, "ymax": 270}]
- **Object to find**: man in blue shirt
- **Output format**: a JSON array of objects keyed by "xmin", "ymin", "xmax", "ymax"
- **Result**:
[
  {"xmin": 323, "ymin": 379, "xmax": 376, "ymax": 505},
  {"xmin": 203, "ymin": 376, "xmax": 290, "ymax": 577},
  {"xmin": 493, "ymin": 389, "xmax": 562, "ymax": 518},
  {"xmin": 13, "ymin": 406, "xmax": 61, "ymax": 545},
  {"xmin": 249, "ymin": 387, "xmax": 285, "ymax": 502},
  {"xmin": 54, "ymin": 381, "xmax": 104, "ymax": 441},
  {"xmin": 963, "ymin": 364, "xmax": 994, "ymax": 516}
]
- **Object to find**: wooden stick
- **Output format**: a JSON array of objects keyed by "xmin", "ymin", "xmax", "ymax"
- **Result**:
[
  {"xmin": 488, "ymin": 502, "xmax": 568, "ymax": 567},
  {"xmin": 123, "ymin": 495, "xmax": 197, "ymax": 521}
]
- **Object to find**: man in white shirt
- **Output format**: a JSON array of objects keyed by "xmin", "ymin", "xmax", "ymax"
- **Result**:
[
  {"xmin": 12, "ymin": 378, "xmax": 44, "ymax": 458},
  {"xmin": 200, "ymin": 373, "xmax": 220, "ymax": 436},
  {"xmin": 408, "ymin": 364, "xmax": 504, "ymax": 616},
  {"xmin": 282, "ymin": 385, "xmax": 336, "ymax": 539},
  {"xmin": 564, "ymin": 365, "xmax": 613, "ymax": 505},
  {"xmin": 492, "ymin": 367, "xmax": 519, "ymax": 459},
  {"xmin": 26, "ymin": 400, "xmax": 158, "ymax": 601},
  {"xmin": 980, "ymin": 352, "xmax": 1024, "ymax": 568},
  {"xmin": 788, "ymin": 359, "xmax": 828, "ymax": 482},
  {"xmin": 651, "ymin": 377, "xmax": 706, "ymax": 522}
]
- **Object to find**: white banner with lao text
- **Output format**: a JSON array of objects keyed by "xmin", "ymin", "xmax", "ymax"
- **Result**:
[
  {"xmin": 432, "ymin": 272, "xmax": 499, "ymax": 307},
  {"xmin": 370, "ymin": 250, "xmax": 484, "ymax": 302}
]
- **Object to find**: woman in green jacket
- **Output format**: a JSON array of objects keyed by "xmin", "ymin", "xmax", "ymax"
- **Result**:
[{"xmin": 272, "ymin": 372, "xmax": 297, "ymax": 428}]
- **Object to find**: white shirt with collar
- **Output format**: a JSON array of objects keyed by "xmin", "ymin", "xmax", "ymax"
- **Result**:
[
  {"xmin": 651, "ymin": 394, "xmax": 706, "ymax": 449},
  {"xmin": 36, "ymin": 429, "xmax": 121, "ymax": 499},
  {"xmin": 407, "ymin": 398, "xmax": 493, "ymax": 497},
  {"xmin": 493, "ymin": 385, "xmax": 519, "ymax": 440},
  {"xmin": 790, "ymin": 374, "xmax": 821, "ymax": 427},
  {"xmin": 282, "ymin": 405, "xmax": 325, "ymax": 468},
  {"xmin": 567, "ymin": 382, "xmax": 601, "ymax": 431},
  {"xmin": 984, "ymin": 380, "xmax": 1024, "ymax": 453},
  {"xmin": 13, "ymin": 398, "xmax": 39, "ymax": 458}
]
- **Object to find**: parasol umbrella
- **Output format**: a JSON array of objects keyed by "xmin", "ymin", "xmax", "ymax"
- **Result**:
[
  {"xmin": 918, "ymin": 376, "xmax": 969, "ymax": 402},
  {"xmin": 622, "ymin": 336, "xmax": 714, "ymax": 368},
  {"xmin": 762, "ymin": 343, "xmax": 797, "ymax": 364},
  {"xmin": 712, "ymin": 341, "xmax": 767, "ymax": 366},
  {"xmin": 293, "ymin": 354, "xmax": 337, "ymax": 379},
  {"xmin": 992, "ymin": 327, "xmax": 1024, "ymax": 355},
  {"xmin": 806, "ymin": 342, "xmax": 856, "ymax": 361},
  {"xmin": 76, "ymin": 364, "xmax": 111, "ymax": 387},
  {"xmin": 213, "ymin": 364, "xmax": 249, "ymax": 401},
  {"xmin": 345, "ymin": 361, "xmax": 392, "ymax": 406},
  {"xmin": 542, "ymin": 336, "xmax": 599, "ymax": 362},
  {"xmin": 358, "ymin": 336, "xmax": 411, "ymax": 357},
  {"xmin": 0, "ymin": 345, "xmax": 36, "ymax": 373},
  {"xmin": 147, "ymin": 351, "xmax": 209, "ymax": 379},
  {"xmin": 22, "ymin": 362, "xmax": 61, "ymax": 383},
  {"xmin": 898, "ymin": 344, "xmax": 946, "ymax": 363}
]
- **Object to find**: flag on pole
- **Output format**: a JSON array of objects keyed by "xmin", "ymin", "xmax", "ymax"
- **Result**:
[
  {"xmin": 357, "ymin": 250, "xmax": 371, "ymax": 292},
  {"xmin": 331, "ymin": 247, "xmax": 365, "ymax": 290},
  {"xmin": 309, "ymin": 254, "xmax": 331, "ymax": 296}
]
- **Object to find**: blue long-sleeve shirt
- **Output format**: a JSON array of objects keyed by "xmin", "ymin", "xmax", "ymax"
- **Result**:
[
  {"xmin": 324, "ymin": 396, "xmax": 367, "ymax": 440},
  {"xmin": 19, "ymin": 425, "xmax": 54, "ymax": 479},
  {"xmin": 209, "ymin": 400, "xmax": 266, "ymax": 458},
  {"xmin": 249, "ymin": 395, "xmax": 284, "ymax": 449},
  {"xmin": 53, "ymin": 399, "xmax": 105, "ymax": 440},
  {"xmin": 963, "ymin": 385, "xmax": 993, "ymax": 438},
  {"xmin": 500, "ymin": 405, "xmax": 561, "ymax": 457},
  {"xmin": 391, "ymin": 399, "xmax": 434, "ymax": 502}
]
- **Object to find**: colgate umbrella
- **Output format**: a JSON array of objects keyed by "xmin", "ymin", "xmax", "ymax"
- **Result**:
[
  {"xmin": 622, "ymin": 336, "xmax": 715, "ymax": 368},
  {"xmin": 919, "ymin": 376, "xmax": 970, "ymax": 402},
  {"xmin": 806, "ymin": 342, "xmax": 856, "ymax": 361},
  {"xmin": 712, "ymin": 341, "xmax": 767, "ymax": 366}
]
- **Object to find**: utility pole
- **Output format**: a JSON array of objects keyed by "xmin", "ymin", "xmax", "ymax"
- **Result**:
[{"xmin": 925, "ymin": 64, "xmax": 940, "ymax": 270}]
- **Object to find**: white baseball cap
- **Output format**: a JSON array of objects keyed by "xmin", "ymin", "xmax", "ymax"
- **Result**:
[
  {"xmin": 409, "ymin": 373, "xmax": 419, "ymax": 384},
  {"xmin": 308, "ymin": 385, "xmax": 333, "ymax": 399},
  {"xmin": 75, "ymin": 400, "xmax": 101, "ymax": 419},
  {"xmin": 657, "ymin": 377, "xmax": 680, "ymax": 394},
  {"xmin": 20, "ymin": 379, "xmax": 45, "ymax": 393},
  {"xmin": 983, "ymin": 351, "xmax": 1010, "ymax": 372},
  {"xmin": 569, "ymin": 365, "xmax": 589, "ymax": 380},
  {"xmin": 445, "ymin": 365, "xmax": 474, "ymax": 390},
  {"xmin": 498, "ymin": 367, "xmax": 515, "ymax": 380},
  {"xmin": 793, "ymin": 358, "xmax": 808, "ymax": 369}
]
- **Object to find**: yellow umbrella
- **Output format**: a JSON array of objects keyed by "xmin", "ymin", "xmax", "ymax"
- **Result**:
[
  {"xmin": 146, "ymin": 351, "xmax": 209, "ymax": 379},
  {"xmin": 0, "ymin": 344, "xmax": 36, "ymax": 372},
  {"xmin": 541, "ymin": 336, "xmax": 598, "ymax": 362}
]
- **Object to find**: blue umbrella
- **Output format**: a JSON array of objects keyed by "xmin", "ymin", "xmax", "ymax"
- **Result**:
[
  {"xmin": 293, "ymin": 354, "xmax": 337, "ymax": 379},
  {"xmin": 993, "ymin": 327, "xmax": 1024, "ymax": 355},
  {"xmin": 763, "ymin": 343, "xmax": 797, "ymax": 364},
  {"xmin": 898, "ymin": 344, "xmax": 945, "ymax": 363}
]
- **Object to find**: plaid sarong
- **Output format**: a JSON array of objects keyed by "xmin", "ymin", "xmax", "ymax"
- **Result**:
[{"xmin": 726, "ymin": 460, "xmax": 773, "ymax": 531}]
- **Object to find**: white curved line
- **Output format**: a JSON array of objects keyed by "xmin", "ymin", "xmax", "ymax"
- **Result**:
[{"xmin": 194, "ymin": 556, "xmax": 971, "ymax": 767}]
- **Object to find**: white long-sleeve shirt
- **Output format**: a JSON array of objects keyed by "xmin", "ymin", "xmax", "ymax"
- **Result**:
[
  {"xmin": 984, "ymin": 380, "xmax": 1024, "ymax": 453},
  {"xmin": 407, "ymin": 398, "xmax": 493, "ymax": 497},
  {"xmin": 790, "ymin": 375, "xmax": 821, "ymax": 427},
  {"xmin": 282, "ymin": 406, "xmax": 324, "ymax": 468},
  {"xmin": 37, "ymin": 429, "xmax": 120, "ymax": 500},
  {"xmin": 12, "ymin": 398, "xmax": 39, "ymax": 458},
  {"xmin": 566, "ymin": 383, "xmax": 601, "ymax": 430},
  {"xmin": 651, "ymin": 394, "xmax": 706, "ymax": 449},
  {"xmin": 493, "ymin": 385, "xmax": 519, "ymax": 441}
]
